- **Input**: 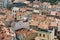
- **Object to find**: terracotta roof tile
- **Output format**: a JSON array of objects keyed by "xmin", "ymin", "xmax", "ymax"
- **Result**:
[
  {"xmin": 38, "ymin": 22, "xmax": 49, "ymax": 29},
  {"xmin": 30, "ymin": 21, "xmax": 39, "ymax": 26}
]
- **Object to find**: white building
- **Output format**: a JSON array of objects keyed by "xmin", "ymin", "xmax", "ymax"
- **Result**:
[
  {"xmin": 32, "ymin": 0, "xmax": 40, "ymax": 13},
  {"xmin": 33, "ymin": 9, "xmax": 40, "ymax": 13},
  {"xmin": 57, "ymin": 19, "xmax": 60, "ymax": 31},
  {"xmin": 56, "ymin": 2, "xmax": 60, "ymax": 12},
  {"xmin": 56, "ymin": 5, "xmax": 60, "ymax": 12},
  {"xmin": 58, "ymin": 22, "xmax": 60, "ymax": 31},
  {"xmin": 12, "ymin": 7, "xmax": 19, "ymax": 17},
  {"xmin": 50, "ymin": 11, "xmax": 57, "ymax": 16},
  {"xmin": 43, "ymin": 2, "xmax": 50, "ymax": 10},
  {"xmin": 37, "ymin": 28, "xmax": 55, "ymax": 40},
  {"xmin": 33, "ymin": 0, "xmax": 40, "ymax": 8},
  {"xmin": 33, "ymin": 4, "xmax": 39, "ymax": 8}
]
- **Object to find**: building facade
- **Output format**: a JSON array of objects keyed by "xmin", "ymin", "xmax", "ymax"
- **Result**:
[
  {"xmin": 37, "ymin": 28, "xmax": 55, "ymax": 40},
  {"xmin": 56, "ymin": 5, "xmax": 60, "ymax": 12},
  {"xmin": 0, "ymin": 0, "xmax": 4, "ymax": 8},
  {"xmin": 0, "ymin": 0, "xmax": 8, "ymax": 8},
  {"xmin": 12, "ymin": 7, "xmax": 19, "ymax": 17}
]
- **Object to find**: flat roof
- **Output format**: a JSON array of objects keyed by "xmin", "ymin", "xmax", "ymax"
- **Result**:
[
  {"xmin": 37, "ymin": 28, "xmax": 52, "ymax": 33},
  {"xmin": 13, "ymin": 2, "xmax": 27, "ymax": 7}
]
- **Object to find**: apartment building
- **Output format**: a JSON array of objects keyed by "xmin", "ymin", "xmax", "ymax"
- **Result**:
[
  {"xmin": 56, "ymin": 5, "xmax": 60, "ymax": 12},
  {"xmin": 0, "ymin": 0, "xmax": 8, "ymax": 8},
  {"xmin": 36, "ymin": 28, "xmax": 55, "ymax": 40},
  {"xmin": 0, "ymin": 0, "xmax": 4, "ymax": 8},
  {"xmin": 42, "ymin": 2, "xmax": 50, "ymax": 10},
  {"xmin": 12, "ymin": 7, "xmax": 19, "ymax": 17},
  {"xmin": 33, "ymin": 0, "xmax": 40, "ymax": 13}
]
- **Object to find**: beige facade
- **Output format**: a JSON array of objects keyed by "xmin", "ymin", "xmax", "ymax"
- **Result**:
[{"xmin": 36, "ymin": 29, "xmax": 55, "ymax": 40}]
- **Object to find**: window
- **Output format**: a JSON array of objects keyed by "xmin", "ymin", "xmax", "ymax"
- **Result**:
[
  {"xmin": 39, "ymin": 34, "xmax": 41, "ymax": 36},
  {"xmin": 58, "ymin": 32, "xmax": 59, "ymax": 34},
  {"xmin": 43, "ymin": 34, "xmax": 45, "ymax": 37},
  {"xmin": 13, "ymin": 10, "xmax": 14, "ymax": 12},
  {"xmin": 56, "ymin": 13, "xmax": 57, "ymax": 15}
]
